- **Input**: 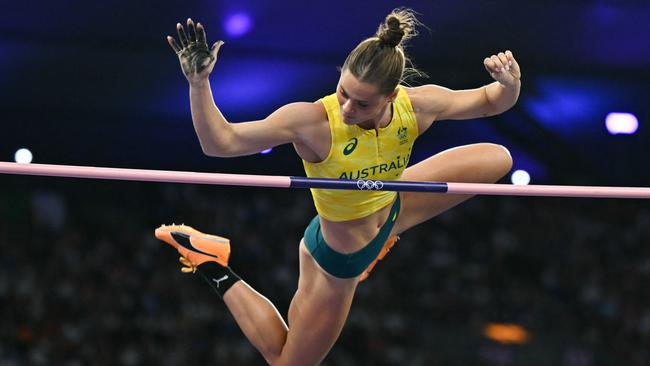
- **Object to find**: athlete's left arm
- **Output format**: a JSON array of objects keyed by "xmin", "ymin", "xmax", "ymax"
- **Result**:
[{"xmin": 409, "ymin": 50, "xmax": 521, "ymax": 134}]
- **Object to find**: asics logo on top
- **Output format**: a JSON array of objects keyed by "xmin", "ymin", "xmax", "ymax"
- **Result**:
[
  {"xmin": 171, "ymin": 232, "xmax": 220, "ymax": 259},
  {"xmin": 343, "ymin": 138, "xmax": 358, "ymax": 156},
  {"xmin": 356, "ymin": 180, "xmax": 384, "ymax": 190}
]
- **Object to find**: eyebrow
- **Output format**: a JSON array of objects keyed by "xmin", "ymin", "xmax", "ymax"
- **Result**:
[{"xmin": 340, "ymin": 86, "xmax": 369, "ymax": 104}]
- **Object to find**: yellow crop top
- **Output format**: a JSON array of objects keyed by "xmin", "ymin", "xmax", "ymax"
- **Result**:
[{"xmin": 302, "ymin": 86, "xmax": 419, "ymax": 221}]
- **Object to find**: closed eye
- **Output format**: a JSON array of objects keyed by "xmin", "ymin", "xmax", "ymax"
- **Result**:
[{"xmin": 340, "ymin": 88, "xmax": 369, "ymax": 108}]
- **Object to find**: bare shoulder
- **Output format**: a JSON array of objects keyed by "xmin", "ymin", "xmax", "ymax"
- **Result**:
[
  {"xmin": 297, "ymin": 101, "xmax": 331, "ymax": 158},
  {"xmin": 402, "ymin": 85, "xmax": 453, "ymax": 133},
  {"xmin": 269, "ymin": 101, "xmax": 326, "ymax": 131},
  {"xmin": 274, "ymin": 101, "xmax": 326, "ymax": 120},
  {"xmin": 402, "ymin": 85, "xmax": 451, "ymax": 115}
]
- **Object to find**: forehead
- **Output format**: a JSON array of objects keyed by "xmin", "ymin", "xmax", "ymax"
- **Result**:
[{"xmin": 338, "ymin": 70, "xmax": 382, "ymax": 101}]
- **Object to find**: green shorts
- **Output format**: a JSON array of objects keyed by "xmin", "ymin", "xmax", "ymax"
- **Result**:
[{"xmin": 303, "ymin": 195, "xmax": 400, "ymax": 278}]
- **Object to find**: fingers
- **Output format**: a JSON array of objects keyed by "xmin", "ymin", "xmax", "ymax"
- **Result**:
[
  {"xmin": 176, "ymin": 22, "xmax": 189, "ymax": 48},
  {"xmin": 187, "ymin": 18, "xmax": 197, "ymax": 44},
  {"xmin": 170, "ymin": 20, "xmax": 208, "ymax": 52},
  {"xmin": 196, "ymin": 22, "xmax": 207, "ymax": 44},
  {"xmin": 484, "ymin": 56, "xmax": 501, "ymax": 75},
  {"xmin": 488, "ymin": 54, "xmax": 506, "ymax": 73},
  {"xmin": 210, "ymin": 40, "xmax": 225, "ymax": 60},
  {"xmin": 169, "ymin": 19, "xmax": 221, "ymax": 75},
  {"xmin": 503, "ymin": 50, "xmax": 516, "ymax": 69},
  {"xmin": 484, "ymin": 50, "xmax": 516, "ymax": 74},
  {"xmin": 497, "ymin": 52, "xmax": 509, "ymax": 70},
  {"xmin": 505, "ymin": 50, "xmax": 521, "ymax": 75},
  {"xmin": 167, "ymin": 36, "xmax": 181, "ymax": 54}
]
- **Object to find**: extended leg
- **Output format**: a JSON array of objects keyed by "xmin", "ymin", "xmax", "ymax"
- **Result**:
[
  {"xmin": 155, "ymin": 225, "xmax": 289, "ymax": 364},
  {"xmin": 156, "ymin": 225, "xmax": 359, "ymax": 366}
]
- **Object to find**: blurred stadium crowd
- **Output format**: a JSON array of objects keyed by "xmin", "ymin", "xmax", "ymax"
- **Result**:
[{"xmin": 0, "ymin": 178, "xmax": 648, "ymax": 365}]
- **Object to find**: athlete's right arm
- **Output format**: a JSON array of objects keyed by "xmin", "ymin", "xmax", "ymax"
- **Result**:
[
  {"xmin": 190, "ymin": 82, "xmax": 319, "ymax": 157},
  {"xmin": 168, "ymin": 19, "xmax": 319, "ymax": 157}
]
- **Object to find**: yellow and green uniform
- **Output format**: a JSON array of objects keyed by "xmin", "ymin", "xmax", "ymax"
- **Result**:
[
  {"xmin": 302, "ymin": 86, "xmax": 419, "ymax": 221},
  {"xmin": 301, "ymin": 86, "xmax": 418, "ymax": 278}
]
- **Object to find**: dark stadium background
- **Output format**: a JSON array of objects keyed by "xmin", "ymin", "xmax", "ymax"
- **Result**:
[{"xmin": 1, "ymin": 1, "xmax": 648, "ymax": 364}]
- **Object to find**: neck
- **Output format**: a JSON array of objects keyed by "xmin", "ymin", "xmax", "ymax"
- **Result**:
[{"xmin": 357, "ymin": 102, "xmax": 393, "ymax": 131}]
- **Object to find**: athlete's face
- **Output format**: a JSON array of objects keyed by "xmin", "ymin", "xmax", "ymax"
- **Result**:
[{"xmin": 336, "ymin": 70, "xmax": 395, "ymax": 127}]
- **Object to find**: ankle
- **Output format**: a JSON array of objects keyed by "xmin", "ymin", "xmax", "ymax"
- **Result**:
[{"xmin": 197, "ymin": 262, "xmax": 241, "ymax": 298}]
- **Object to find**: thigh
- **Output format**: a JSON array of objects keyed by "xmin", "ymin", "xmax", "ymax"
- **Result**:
[
  {"xmin": 277, "ymin": 240, "xmax": 359, "ymax": 366},
  {"xmin": 392, "ymin": 143, "xmax": 512, "ymax": 235}
]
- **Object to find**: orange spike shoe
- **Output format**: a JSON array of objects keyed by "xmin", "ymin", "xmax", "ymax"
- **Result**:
[
  {"xmin": 155, "ymin": 224, "xmax": 231, "ymax": 268},
  {"xmin": 359, "ymin": 235, "xmax": 399, "ymax": 282}
]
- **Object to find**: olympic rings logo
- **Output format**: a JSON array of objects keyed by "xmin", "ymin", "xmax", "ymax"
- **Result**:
[{"xmin": 356, "ymin": 180, "xmax": 384, "ymax": 190}]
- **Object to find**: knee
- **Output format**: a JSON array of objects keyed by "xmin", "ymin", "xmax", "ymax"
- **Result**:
[{"xmin": 483, "ymin": 143, "xmax": 513, "ymax": 179}]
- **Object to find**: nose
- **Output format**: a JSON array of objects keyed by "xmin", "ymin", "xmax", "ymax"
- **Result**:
[{"xmin": 342, "ymin": 100, "xmax": 354, "ymax": 114}]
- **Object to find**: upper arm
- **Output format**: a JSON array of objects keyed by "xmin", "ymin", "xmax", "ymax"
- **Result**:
[
  {"xmin": 209, "ymin": 102, "xmax": 324, "ymax": 157},
  {"xmin": 408, "ymin": 84, "xmax": 496, "ymax": 133}
]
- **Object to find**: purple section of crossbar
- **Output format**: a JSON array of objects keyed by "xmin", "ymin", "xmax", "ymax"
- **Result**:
[
  {"xmin": 0, "ymin": 162, "xmax": 291, "ymax": 188},
  {"xmin": 290, "ymin": 177, "xmax": 449, "ymax": 193},
  {"xmin": 0, "ymin": 162, "xmax": 649, "ymax": 198}
]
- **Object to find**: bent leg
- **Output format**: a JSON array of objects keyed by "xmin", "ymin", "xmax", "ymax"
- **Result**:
[{"xmin": 393, "ymin": 143, "xmax": 512, "ymax": 234}]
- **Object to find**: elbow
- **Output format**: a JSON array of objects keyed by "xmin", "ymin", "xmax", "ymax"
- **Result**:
[
  {"xmin": 201, "ymin": 145, "xmax": 231, "ymax": 158},
  {"xmin": 201, "ymin": 146, "xmax": 219, "ymax": 157},
  {"xmin": 485, "ymin": 99, "xmax": 516, "ymax": 117},
  {"xmin": 198, "ymin": 128, "xmax": 236, "ymax": 157},
  {"xmin": 502, "ymin": 92, "xmax": 520, "ymax": 113},
  {"xmin": 499, "ymin": 101, "xmax": 516, "ymax": 115},
  {"xmin": 501, "ymin": 96, "xmax": 519, "ymax": 114},
  {"xmin": 484, "ymin": 104, "xmax": 503, "ymax": 118},
  {"xmin": 198, "ymin": 139, "xmax": 230, "ymax": 157}
]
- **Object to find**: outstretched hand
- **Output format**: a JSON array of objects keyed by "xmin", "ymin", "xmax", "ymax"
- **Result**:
[
  {"xmin": 167, "ymin": 18, "xmax": 224, "ymax": 85},
  {"xmin": 484, "ymin": 50, "xmax": 521, "ymax": 88}
]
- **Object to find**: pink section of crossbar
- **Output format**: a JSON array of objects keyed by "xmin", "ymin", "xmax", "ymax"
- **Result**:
[
  {"xmin": 0, "ymin": 162, "xmax": 291, "ymax": 188},
  {"xmin": 447, "ymin": 182, "xmax": 650, "ymax": 199}
]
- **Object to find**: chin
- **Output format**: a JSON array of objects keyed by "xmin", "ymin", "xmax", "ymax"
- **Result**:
[{"xmin": 342, "ymin": 116, "xmax": 356, "ymax": 124}]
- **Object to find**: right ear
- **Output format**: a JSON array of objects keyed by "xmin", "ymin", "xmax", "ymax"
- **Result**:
[{"xmin": 387, "ymin": 88, "xmax": 399, "ymax": 102}]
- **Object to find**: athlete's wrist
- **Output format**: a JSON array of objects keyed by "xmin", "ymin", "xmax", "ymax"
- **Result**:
[
  {"xmin": 498, "ymin": 77, "xmax": 521, "ymax": 90},
  {"xmin": 189, "ymin": 78, "xmax": 210, "ymax": 88}
]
